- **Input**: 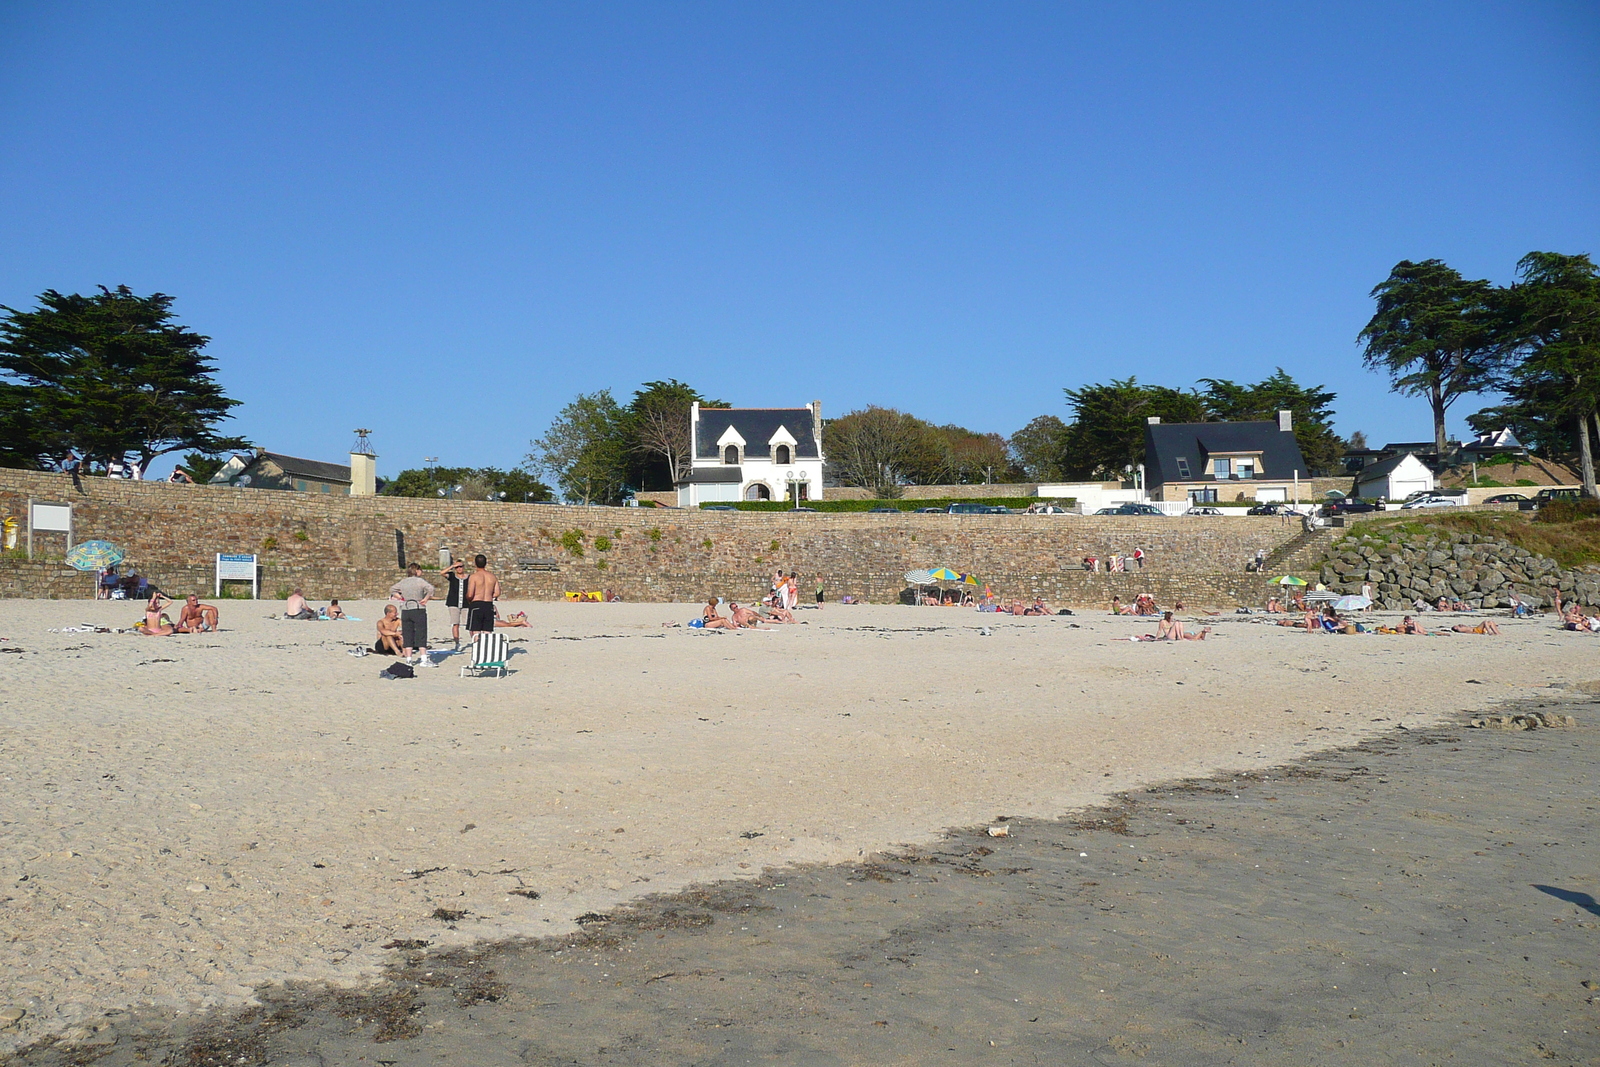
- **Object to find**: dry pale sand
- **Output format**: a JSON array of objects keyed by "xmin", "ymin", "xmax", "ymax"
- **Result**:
[{"xmin": 0, "ymin": 597, "xmax": 1588, "ymax": 1050}]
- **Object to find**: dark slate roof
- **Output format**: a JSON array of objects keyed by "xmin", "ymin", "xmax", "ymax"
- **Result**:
[
  {"xmin": 258, "ymin": 451, "xmax": 352, "ymax": 484},
  {"xmin": 1143, "ymin": 421, "xmax": 1308, "ymax": 485},
  {"xmin": 682, "ymin": 466, "xmax": 743, "ymax": 484},
  {"xmin": 694, "ymin": 407, "xmax": 819, "ymax": 461}
]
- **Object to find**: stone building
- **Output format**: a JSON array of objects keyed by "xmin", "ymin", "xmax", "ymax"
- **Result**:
[
  {"xmin": 1142, "ymin": 411, "xmax": 1310, "ymax": 504},
  {"xmin": 208, "ymin": 449, "xmax": 354, "ymax": 495}
]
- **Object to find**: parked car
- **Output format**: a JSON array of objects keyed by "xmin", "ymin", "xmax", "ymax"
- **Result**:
[
  {"xmin": 1321, "ymin": 499, "xmax": 1381, "ymax": 515},
  {"xmin": 1025, "ymin": 504, "xmax": 1071, "ymax": 514},
  {"xmin": 1246, "ymin": 502, "xmax": 1306, "ymax": 516},
  {"xmin": 790, "ymin": 507, "xmax": 818, "ymax": 512},
  {"xmin": 867, "ymin": 507, "xmax": 902, "ymax": 513},
  {"xmin": 1536, "ymin": 487, "xmax": 1582, "ymax": 502},
  {"xmin": 1483, "ymin": 493, "xmax": 1531, "ymax": 504},
  {"xmin": 915, "ymin": 507, "xmax": 945, "ymax": 514},
  {"xmin": 701, "ymin": 504, "xmax": 737, "ymax": 511},
  {"xmin": 1093, "ymin": 507, "xmax": 1121, "ymax": 515},
  {"xmin": 1400, "ymin": 495, "xmax": 1461, "ymax": 509},
  {"xmin": 1185, "ymin": 506, "xmax": 1224, "ymax": 516},
  {"xmin": 946, "ymin": 503, "xmax": 990, "ymax": 514},
  {"xmin": 983, "ymin": 506, "xmax": 1014, "ymax": 514},
  {"xmin": 1105, "ymin": 503, "xmax": 1165, "ymax": 516}
]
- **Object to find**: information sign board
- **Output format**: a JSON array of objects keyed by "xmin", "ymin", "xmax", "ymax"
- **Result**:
[{"xmin": 215, "ymin": 553, "xmax": 259, "ymax": 598}]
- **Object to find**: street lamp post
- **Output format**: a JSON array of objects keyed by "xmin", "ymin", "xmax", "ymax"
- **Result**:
[{"xmin": 784, "ymin": 470, "xmax": 811, "ymax": 508}]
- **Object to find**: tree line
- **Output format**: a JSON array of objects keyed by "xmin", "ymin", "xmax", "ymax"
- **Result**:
[{"xmin": 1358, "ymin": 252, "xmax": 1600, "ymax": 495}]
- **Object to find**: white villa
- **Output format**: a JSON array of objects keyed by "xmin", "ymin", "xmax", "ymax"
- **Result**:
[{"xmin": 677, "ymin": 402, "xmax": 826, "ymax": 507}]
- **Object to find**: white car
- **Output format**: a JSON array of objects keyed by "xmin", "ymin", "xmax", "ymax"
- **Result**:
[{"xmin": 1400, "ymin": 495, "xmax": 1462, "ymax": 509}]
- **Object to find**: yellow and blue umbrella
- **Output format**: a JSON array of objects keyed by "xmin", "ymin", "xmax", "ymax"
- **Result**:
[
  {"xmin": 927, "ymin": 567, "xmax": 962, "ymax": 582},
  {"xmin": 65, "ymin": 540, "xmax": 124, "ymax": 572}
]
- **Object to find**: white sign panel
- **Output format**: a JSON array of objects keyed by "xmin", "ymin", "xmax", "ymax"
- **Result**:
[
  {"xmin": 30, "ymin": 503, "xmax": 72, "ymax": 532},
  {"xmin": 215, "ymin": 553, "xmax": 259, "ymax": 598}
]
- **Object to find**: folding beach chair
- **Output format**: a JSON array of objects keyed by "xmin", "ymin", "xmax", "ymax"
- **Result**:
[{"xmin": 460, "ymin": 632, "xmax": 509, "ymax": 678}]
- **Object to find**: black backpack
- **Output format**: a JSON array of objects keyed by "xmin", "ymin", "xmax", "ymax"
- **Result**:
[{"xmin": 381, "ymin": 662, "xmax": 415, "ymax": 680}]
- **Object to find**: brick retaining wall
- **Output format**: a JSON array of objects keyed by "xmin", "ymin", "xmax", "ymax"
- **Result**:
[{"xmin": 0, "ymin": 469, "xmax": 1307, "ymax": 606}]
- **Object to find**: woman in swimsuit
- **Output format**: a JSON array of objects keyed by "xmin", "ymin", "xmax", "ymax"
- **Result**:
[
  {"xmin": 141, "ymin": 593, "xmax": 175, "ymax": 635},
  {"xmin": 701, "ymin": 598, "xmax": 737, "ymax": 630}
]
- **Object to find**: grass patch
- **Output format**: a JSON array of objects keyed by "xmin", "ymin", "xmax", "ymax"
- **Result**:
[{"xmin": 1351, "ymin": 511, "xmax": 1600, "ymax": 570}]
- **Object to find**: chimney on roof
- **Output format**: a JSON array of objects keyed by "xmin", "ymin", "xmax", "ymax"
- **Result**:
[
  {"xmin": 1278, "ymin": 409, "xmax": 1293, "ymax": 432},
  {"xmin": 1147, "ymin": 416, "xmax": 1160, "ymax": 425}
]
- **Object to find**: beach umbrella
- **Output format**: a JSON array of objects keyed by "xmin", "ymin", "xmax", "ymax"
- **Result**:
[
  {"xmin": 904, "ymin": 569, "xmax": 936, "ymax": 585},
  {"xmin": 961, "ymin": 573, "xmax": 979, "ymax": 585},
  {"xmin": 1272, "ymin": 575, "xmax": 1308, "ymax": 586},
  {"xmin": 65, "ymin": 540, "xmax": 124, "ymax": 572},
  {"xmin": 1333, "ymin": 594, "xmax": 1372, "ymax": 611},
  {"xmin": 927, "ymin": 567, "xmax": 962, "ymax": 582}
]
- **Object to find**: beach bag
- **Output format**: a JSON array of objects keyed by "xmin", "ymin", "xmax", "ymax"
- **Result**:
[
  {"xmin": 380, "ymin": 662, "xmax": 415, "ymax": 680},
  {"xmin": 688, "ymin": 618, "xmax": 705, "ymax": 628}
]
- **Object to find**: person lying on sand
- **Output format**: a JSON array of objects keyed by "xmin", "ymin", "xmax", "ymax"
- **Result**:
[
  {"xmin": 374, "ymin": 605, "xmax": 404, "ymax": 655},
  {"xmin": 1277, "ymin": 610, "xmax": 1320, "ymax": 631},
  {"xmin": 728, "ymin": 602, "xmax": 767, "ymax": 629},
  {"xmin": 495, "ymin": 610, "xmax": 530, "ymax": 627},
  {"xmin": 1401, "ymin": 615, "xmax": 1427, "ymax": 635},
  {"xmin": 1449, "ymin": 620, "xmax": 1501, "ymax": 634},
  {"xmin": 701, "ymin": 598, "xmax": 738, "ymax": 630},
  {"xmin": 760, "ymin": 603, "xmax": 797, "ymax": 624},
  {"xmin": 175, "ymin": 594, "xmax": 219, "ymax": 633},
  {"xmin": 324, "ymin": 599, "xmax": 346, "ymax": 620}
]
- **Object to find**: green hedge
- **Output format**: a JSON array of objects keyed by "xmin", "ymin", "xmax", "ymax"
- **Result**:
[{"xmin": 706, "ymin": 496, "xmax": 1067, "ymax": 513}]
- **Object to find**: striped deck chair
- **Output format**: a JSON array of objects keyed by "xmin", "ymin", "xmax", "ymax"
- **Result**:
[{"xmin": 460, "ymin": 632, "xmax": 509, "ymax": 678}]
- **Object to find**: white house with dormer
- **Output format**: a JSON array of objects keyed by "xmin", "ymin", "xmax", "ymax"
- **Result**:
[{"xmin": 677, "ymin": 402, "xmax": 826, "ymax": 507}]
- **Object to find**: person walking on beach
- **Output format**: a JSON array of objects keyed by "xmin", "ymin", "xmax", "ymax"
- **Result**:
[
  {"xmin": 465, "ymin": 554, "xmax": 501, "ymax": 639},
  {"xmin": 389, "ymin": 563, "xmax": 435, "ymax": 660}
]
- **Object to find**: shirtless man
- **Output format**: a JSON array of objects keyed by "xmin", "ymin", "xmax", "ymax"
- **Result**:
[
  {"xmin": 728, "ymin": 602, "xmax": 765, "ymax": 629},
  {"xmin": 284, "ymin": 589, "xmax": 317, "ymax": 620},
  {"xmin": 175, "ymin": 594, "xmax": 220, "ymax": 633},
  {"xmin": 1450, "ymin": 620, "xmax": 1501, "ymax": 634},
  {"xmin": 701, "ymin": 597, "xmax": 737, "ymax": 630},
  {"xmin": 374, "ymin": 605, "xmax": 404, "ymax": 655},
  {"xmin": 464, "ymin": 554, "xmax": 501, "ymax": 639}
]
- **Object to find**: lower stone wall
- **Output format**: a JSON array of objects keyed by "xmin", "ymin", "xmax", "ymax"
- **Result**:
[
  {"xmin": 0, "ymin": 468, "xmax": 1306, "ymax": 607},
  {"xmin": 1319, "ymin": 528, "xmax": 1600, "ymax": 610}
]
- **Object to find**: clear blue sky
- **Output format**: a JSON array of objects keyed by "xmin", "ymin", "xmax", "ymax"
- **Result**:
[{"xmin": 2, "ymin": 2, "xmax": 1596, "ymax": 478}]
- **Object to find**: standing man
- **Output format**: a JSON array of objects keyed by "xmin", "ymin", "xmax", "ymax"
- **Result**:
[
  {"xmin": 442, "ymin": 559, "xmax": 469, "ymax": 649},
  {"xmin": 464, "ymin": 554, "xmax": 501, "ymax": 640},
  {"xmin": 389, "ymin": 562, "xmax": 435, "ymax": 661}
]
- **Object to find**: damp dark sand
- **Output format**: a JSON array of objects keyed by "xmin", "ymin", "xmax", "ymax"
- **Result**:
[{"xmin": 10, "ymin": 695, "xmax": 1599, "ymax": 1066}]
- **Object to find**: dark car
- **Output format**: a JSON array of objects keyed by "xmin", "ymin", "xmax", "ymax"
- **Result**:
[
  {"xmin": 1483, "ymin": 493, "xmax": 1531, "ymax": 504},
  {"xmin": 1246, "ymin": 502, "xmax": 1307, "ymax": 516},
  {"xmin": 1322, "ymin": 499, "xmax": 1380, "ymax": 515},
  {"xmin": 946, "ymin": 503, "xmax": 991, "ymax": 514},
  {"xmin": 915, "ymin": 507, "xmax": 945, "ymax": 514},
  {"xmin": 867, "ymin": 507, "xmax": 902, "ymax": 513},
  {"xmin": 701, "ymin": 504, "xmax": 737, "ymax": 511},
  {"xmin": 983, "ymin": 506, "xmax": 1014, "ymax": 514},
  {"xmin": 790, "ymin": 507, "xmax": 818, "ymax": 512},
  {"xmin": 1107, "ymin": 503, "xmax": 1165, "ymax": 517}
]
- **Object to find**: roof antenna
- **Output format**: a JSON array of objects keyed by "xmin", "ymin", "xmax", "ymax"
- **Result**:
[{"xmin": 351, "ymin": 428, "xmax": 375, "ymax": 455}]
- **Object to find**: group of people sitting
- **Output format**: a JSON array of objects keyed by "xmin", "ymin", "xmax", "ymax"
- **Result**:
[
  {"xmin": 136, "ymin": 592, "xmax": 220, "ymax": 636},
  {"xmin": 281, "ymin": 589, "xmax": 349, "ymax": 620},
  {"xmin": 1553, "ymin": 591, "xmax": 1600, "ymax": 632},
  {"xmin": 1273, "ymin": 606, "xmax": 1502, "ymax": 635},
  {"xmin": 696, "ymin": 596, "xmax": 795, "ymax": 630},
  {"xmin": 1111, "ymin": 594, "xmax": 1174, "ymax": 617},
  {"xmin": 1083, "ymin": 551, "xmax": 1144, "ymax": 573},
  {"xmin": 981, "ymin": 597, "xmax": 1053, "ymax": 615}
]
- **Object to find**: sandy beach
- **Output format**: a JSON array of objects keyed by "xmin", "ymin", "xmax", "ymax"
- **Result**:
[{"xmin": 0, "ymin": 598, "xmax": 1591, "ymax": 1053}]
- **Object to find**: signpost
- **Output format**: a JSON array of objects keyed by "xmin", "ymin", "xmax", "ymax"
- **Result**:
[
  {"xmin": 215, "ymin": 553, "xmax": 259, "ymax": 599},
  {"xmin": 27, "ymin": 499, "xmax": 72, "ymax": 560}
]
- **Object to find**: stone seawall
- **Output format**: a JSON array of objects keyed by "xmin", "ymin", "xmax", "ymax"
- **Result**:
[
  {"xmin": 0, "ymin": 469, "xmax": 1304, "ymax": 606},
  {"xmin": 1319, "ymin": 528, "xmax": 1600, "ymax": 610}
]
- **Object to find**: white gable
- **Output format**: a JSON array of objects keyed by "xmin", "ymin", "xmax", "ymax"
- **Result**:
[{"xmin": 716, "ymin": 425, "xmax": 747, "ymax": 449}]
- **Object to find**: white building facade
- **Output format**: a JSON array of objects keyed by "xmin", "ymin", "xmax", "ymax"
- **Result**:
[{"xmin": 677, "ymin": 402, "xmax": 826, "ymax": 507}]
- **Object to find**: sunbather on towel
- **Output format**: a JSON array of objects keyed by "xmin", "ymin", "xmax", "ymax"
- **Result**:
[
  {"xmin": 1401, "ymin": 615, "xmax": 1427, "ymax": 635},
  {"xmin": 324, "ymin": 599, "xmax": 347, "ymax": 620},
  {"xmin": 495, "ymin": 610, "xmax": 530, "ymax": 627},
  {"xmin": 1449, "ymin": 620, "xmax": 1501, "ymax": 634},
  {"xmin": 175, "ymin": 594, "xmax": 219, "ymax": 633},
  {"xmin": 143, "ymin": 592, "xmax": 173, "ymax": 633},
  {"xmin": 701, "ymin": 597, "xmax": 737, "ymax": 630},
  {"xmin": 728, "ymin": 602, "xmax": 766, "ymax": 628},
  {"xmin": 374, "ymin": 605, "xmax": 404, "ymax": 655}
]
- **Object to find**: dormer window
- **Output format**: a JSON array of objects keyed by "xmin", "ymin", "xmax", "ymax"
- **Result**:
[
  {"xmin": 724, "ymin": 445, "xmax": 739, "ymax": 465},
  {"xmin": 1175, "ymin": 457, "xmax": 1191, "ymax": 479},
  {"xmin": 775, "ymin": 444, "xmax": 791, "ymax": 465}
]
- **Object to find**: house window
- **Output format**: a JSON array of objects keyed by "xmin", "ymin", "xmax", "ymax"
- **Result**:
[
  {"xmin": 745, "ymin": 483, "xmax": 771, "ymax": 501},
  {"xmin": 295, "ymin": 479, "xmax": 307, "ymax": 491},
  {"xmin": 774, "ymin": 444, "xmax": 791, "ymax": 465},
  {"xmin": 724, "ymin": 445, "xmax": 739, "ymax": 465},
  {"xmin": 1236, "ymin": 459, "xmax": 1256, "ymax": 478},
  {"xmin": 1175, "ymin": 457, "xmax": 1191, "ymax": 479},
  {"xmin": 1188, "ymin": 487, "xmax": 1217, "ymax": 503},
  {"xmin": 1214, "ymin": 458, "xmax": 1231, "ymax": 478}
]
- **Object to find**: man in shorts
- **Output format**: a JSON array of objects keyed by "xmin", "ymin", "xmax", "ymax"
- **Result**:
[
  {"xmin": 442, "ymin": 559, "xmax": 469, "ymax": 648},
  {"xmin": 464, "ymin": 554, "xmax": 500, "ymax": 639}
]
